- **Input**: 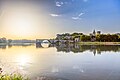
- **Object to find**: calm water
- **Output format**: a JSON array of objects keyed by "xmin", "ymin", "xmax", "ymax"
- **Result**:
[{"xmin": 0, "ymin": 43, "xmax": 120, "ymax": 80}]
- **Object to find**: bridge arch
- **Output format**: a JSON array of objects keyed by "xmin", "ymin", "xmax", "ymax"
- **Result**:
[
  {"xmin": 42, "ymin": 40, "xmax": 50, "ymax": 43},
  {"xmin": 36, "ymin": 39, "xmax": 51, "ymax": 48}
]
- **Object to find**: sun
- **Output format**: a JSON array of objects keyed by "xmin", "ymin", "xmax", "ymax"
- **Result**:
[
  {"xmin": 12, "ymin": 17, "xmax": 34, "ymax": 36},
  {"xmin": 10, "ymin": 14, "xmax": 35, "ymax": 36},
  {"xmin": 0, "ymin": 5, "xmax": 52, "ymax": 39},
  {"xmin": 2, "ymin": 11, "xmax": 37, "ymax": 37}
]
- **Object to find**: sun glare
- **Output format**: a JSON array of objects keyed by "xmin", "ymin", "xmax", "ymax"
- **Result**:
[
  {"xmin": 1, "ymin": 10, "xmax": 38, "ymax": 37},
  {"xmin": 12, "ymin": 17, "xmax": 33, "ymax": 35},
  {"xmin": 17, "ymin": 54, "xmax": 31, "ymax": 66},
  {"xmin": 0, "ymin": 4, "xmax": 52, "ymax": 39},
  {"xmin": 11, "ymin": 14, "xmax": 35, "ymax": 36}
]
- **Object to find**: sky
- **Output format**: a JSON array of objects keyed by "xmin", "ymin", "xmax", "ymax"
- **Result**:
[{"xmin": 0, "ymin": 0, "xmax": 120, "ymax": 39}]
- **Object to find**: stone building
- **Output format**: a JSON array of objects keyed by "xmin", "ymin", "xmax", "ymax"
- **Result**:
[
  {"xmin": 97, "ymin": 31, "xmax": 101, "ymax": 35},
  {"xmin": 56, "ymin": 33, "xmax": 80, "ymax": 43},
  {"xmin": 90, "ymin": 30, "xmax": 96, "ymax": 42}
]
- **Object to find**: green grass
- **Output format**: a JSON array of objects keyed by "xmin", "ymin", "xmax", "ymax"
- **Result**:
[{"xmin": 0, "ymin": 74, "xmax": 29, "ymax": 80}]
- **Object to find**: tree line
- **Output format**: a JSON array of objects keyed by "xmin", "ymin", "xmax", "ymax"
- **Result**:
[{"xmin": 56, "ymin": 33, "xmax": 120, "ymax": 42}]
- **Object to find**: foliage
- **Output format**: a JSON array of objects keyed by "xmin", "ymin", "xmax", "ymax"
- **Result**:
[
  {"xmin": 81, "ymin": 35, "xmax": 91, "ymax": 41},
  {"xmin": 0, "ymin": 74, "xmax": 29, "ymax": 80},
  {"xmin": 97, "ymin": 34, "xmax": 119, "ymax": 42},
  {"xmin": 56, "ymin": 32, "xmax": 120, "ymax": 42}
]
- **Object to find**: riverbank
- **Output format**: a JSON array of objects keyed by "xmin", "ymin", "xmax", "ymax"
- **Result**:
[
  {"xmin": 0, "ymin": 43, "xmax": 35, "ymax": 46},
  {"xmin": 78, "ymin": 42, "xmax": 120, "ymax": 45},
  {"xmin": 1, "ymin": 42, "xmax": 120, "ymax": 46}
]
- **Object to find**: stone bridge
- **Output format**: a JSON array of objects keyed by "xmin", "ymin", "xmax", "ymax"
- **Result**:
[
  {"xmin": 36, "ymin": 39, "xmax": 58, "ymax": 48},
  {"xmin": 36, "ymin": 39, "xmax": 78, "ymax": 45},
  {"xmin": 36, "ymin": 39, "xmax": 58, "ymax": 44}
]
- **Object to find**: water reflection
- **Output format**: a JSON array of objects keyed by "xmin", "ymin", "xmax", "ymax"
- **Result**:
[
  {"xmin": 36, "ymin": 43, "xmax": 49, "ymax": 48},
  {"xmin": 0, "ymin": 43, "xmax": 120, "ymax": 80},
  {"xmin": 0, "ymin": 43, "xmax": 34, "ymax": 49},
  {"xmin": 1, "ymin": 43, "xmax": 120, "ymax": 55},
  {"xmin": 37, "ymin": 43, "xmax": 120, "ymax": 55},
  {"xmin": 56, "ymin": 44, "xmax": 120, "ymax": 56},
  {"xmin": 0, "ymin": 45, "xmax": 7, "ymax": 49},
  {"xmin": 17, "ymin": 54, "xmax": 31, "ymax": 66}
]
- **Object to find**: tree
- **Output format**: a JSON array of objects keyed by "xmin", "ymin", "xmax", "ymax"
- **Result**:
[{"xmin": 81, "ymin": 35, "xmax": 90, "ymax": 41}]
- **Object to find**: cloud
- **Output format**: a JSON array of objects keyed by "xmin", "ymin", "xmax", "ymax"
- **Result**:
[
  {"xmin": 72, "ymin": 13, "xmax": 84, "ymax": 20},
  {"xmin": 56, "ymin": 1, "xmax": 64, "ymax": 7},
  {"xmin": 78, "ymin": 13, "xmax": 84, "ymax": 17},
  {"xmin": 50, "ymin": 14, "xmax": 61, "ymax": 17},
  {"xmin": 72, "ymin": 17, "xmax": 81, "ymax": 20}
]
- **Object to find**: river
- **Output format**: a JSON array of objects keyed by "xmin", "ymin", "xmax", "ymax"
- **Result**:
[{"xmin": 0, "ymin": 43, "xmax": 120, "ymax": 80}]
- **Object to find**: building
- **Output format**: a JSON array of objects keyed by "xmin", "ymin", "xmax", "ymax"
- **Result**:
[
  {"xmin": 97, "ymin": 31, "xmax": 101, "ymax": 35},
  {"xmin": 116, "ymin": 33, "xmax": 120, "ymax": 36},
  {"xmin": 90, "ymin": 30, "xmax": 102, "ymax": 42},
  {"xmin": 90, "ymin": 30, "xmax": 96, "ymax": 42},
  {"xmin": 93, "ymin": 30, "xmax": 96, "ymax": 36},
  {"xmin": 56, "ymin": 33, "xmax": 80, "ymax": 43},
  {"xmin": 56, "ymin": 34, "xmax": 63, "ymax": 40},
  {"xmin": 74, "ymin": 37, "xmax": 80, "ymax": 42}
]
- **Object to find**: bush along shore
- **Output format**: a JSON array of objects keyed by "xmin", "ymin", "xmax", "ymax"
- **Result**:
[
  {"xmin": 78, "ymin": 42, "xmax": 120, "ymax": 45},
  {"xmin": 0, "ymin": 74, "xmax": 29, "ymax": 80},
  {"xmin": 0, "ymin": 68, "xmax": 29, "ymax": 80}
]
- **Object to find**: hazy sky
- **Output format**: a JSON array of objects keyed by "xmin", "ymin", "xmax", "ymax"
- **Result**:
[{"xmin": 0, "ymin": 0, "xmax": 120, "ymax": 39}]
